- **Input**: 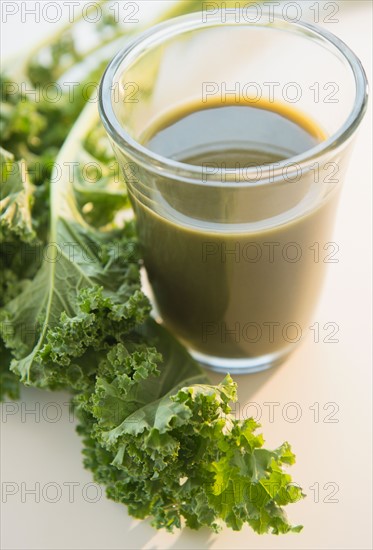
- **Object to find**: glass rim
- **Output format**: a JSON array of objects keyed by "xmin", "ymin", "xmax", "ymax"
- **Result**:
[{"xmin": 99, "ymin": 9, "xmax": 368, "ymax": 186}]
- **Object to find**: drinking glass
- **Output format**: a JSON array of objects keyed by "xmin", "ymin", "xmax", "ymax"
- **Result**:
[{"xmin": 99, "ymin": 9, "xmax": 368, "ymax": 373}]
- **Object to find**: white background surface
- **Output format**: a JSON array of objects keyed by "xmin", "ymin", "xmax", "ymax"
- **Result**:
[{"xmin": 1, "ymin": 1, "xmax": 372, "ymax": 549}]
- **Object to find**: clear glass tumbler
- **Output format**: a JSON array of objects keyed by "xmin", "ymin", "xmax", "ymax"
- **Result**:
[{"xmin": 99, "ymin": 9, "xmax": 368, "ymax": 374}]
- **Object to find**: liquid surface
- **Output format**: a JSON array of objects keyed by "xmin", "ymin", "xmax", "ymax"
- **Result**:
[
  {"xmin": 145, "ymin": 101, "xmax": 324, "ymax": 166},
  {"xmin": 127, "ymin": 101, "xmax": 338, "ymax": 360}
]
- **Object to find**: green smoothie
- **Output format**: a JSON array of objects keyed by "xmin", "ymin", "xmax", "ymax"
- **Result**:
[{"xmin": 127, "ymin": 100, "xmax": 338, "ymax": 360}]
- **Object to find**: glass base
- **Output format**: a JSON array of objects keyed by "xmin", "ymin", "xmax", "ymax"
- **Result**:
[{"xmin": 190, "ymin": 348, "xmax": 291, "ymax": 375}]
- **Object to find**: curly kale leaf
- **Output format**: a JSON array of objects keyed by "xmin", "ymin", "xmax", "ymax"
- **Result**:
[
  {"xmin": 76, "ymin": 337, "xmax": 304, "ymax": 533},
  {"xmin": 0, "ymin": 342, "xmax": 20, "ymax": 400},
  {"xmin": 0, "ymin": 146, "xmax": 39, "ymax": 398},
  {"xmin": 0, "ymin": 147, "xmax": 35, "ymax": 243},
  {"xmin": 72, "ymin": 121, "xmax": 128, "ymax": 229},
  {"xmin": 1, "ymin": 218, "xmax": 149, "ymax": 390}
]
